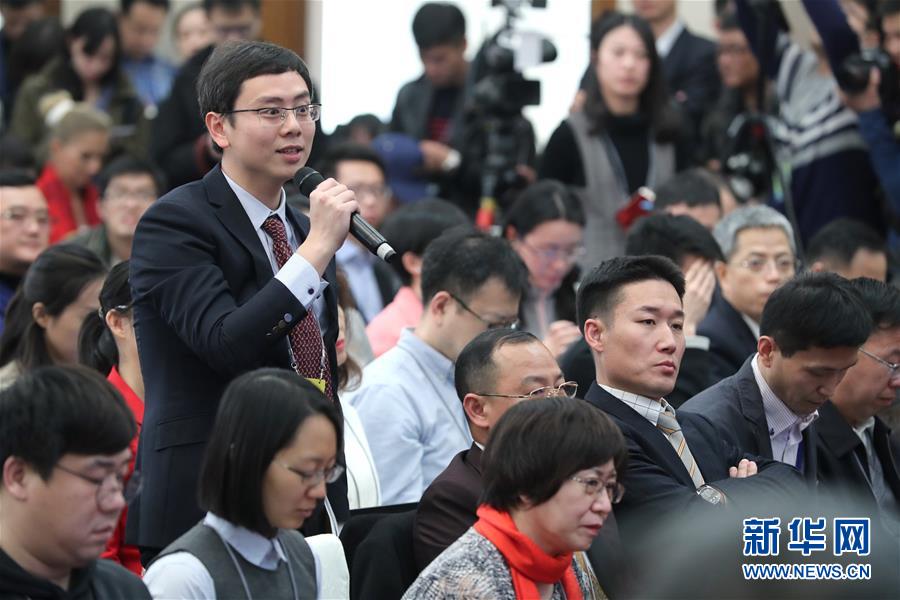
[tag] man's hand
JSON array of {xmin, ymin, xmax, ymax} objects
[
  {"xmin": 840, "ymin": 68, "xmax": 882, "ymax": 113},
  {"xmin": 682, "ymin": 260, "xmax": 716, "ymax": 337},
  {"xmin": 419, "ymin": 140, "xmax": 453, "ymax": 172},
  {"xmin": 543, "ymin": 320, "xmax": 582, "ymax": 358},
  {"xmin": 297, "ymin": 178, "xmax": 358, "ymax": 275},
  {"xmin": 729, "ymin": 458, "xmax": 758, "ymax": 478}
]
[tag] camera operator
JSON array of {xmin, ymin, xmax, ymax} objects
[{"xmin": 834, "ymin": 0, "xmax": 900, "ymax": 226}]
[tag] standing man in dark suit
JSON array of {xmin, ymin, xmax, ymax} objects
[
  {"xmin": 681, "ymin": 272, "xmax": 872, "ymax": 485},
  {"xmin": 129, "ymin": 41, "xmax": 356, "ymax": 558},
  {"xmin": 577, "ymin": 256, "xmax": 803, "ymax": 559},
  {"xmin": 817, "ymin": 278, "xmax": 900, "ymax": 540},
  {"xmin": 700, "ymin": 204, "xmax": 798, "ymax": 382}
]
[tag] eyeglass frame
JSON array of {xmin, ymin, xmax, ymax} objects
[
  {"xmin": 520, "ymin": 239, "xmax": 586, "ymax": 264},
  {"xmin": 98, "ymin": 303, "xmax": 133, "ymax": 320},
  {"xmin": 224, "ymin": 103, "xmax": 322, "ymax": 126},
  {"xmin": 569, "ymin": 475, "xmax": 625, "ymax": 504},
  {"xmin": 859, "ymin": 347, "xmax": 900, "ymax": 381},
  {"xmin": 474, "ymin": 381, "xmax": 579, "ymax": 400},
  {"xmin": 276, "ymin": 462, "xmax": 345, "ymax": 486},
  {"xmin": 54, "ymin": 463, "xmax": 142, "ymax": 507},
  {"xmin": 447, "ymin": 292, "xmax": 520, "ymax": 330},
  {"xmin": 734, "ymin": 255, "xmax": 800, "ymax": 274}
]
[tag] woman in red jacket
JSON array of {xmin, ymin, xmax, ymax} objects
[{"xmin": 77, "ymin": 260, "xmax": 143, "ymax": 575}]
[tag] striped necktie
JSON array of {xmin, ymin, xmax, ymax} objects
[{"xmin": 656, "ymin": 402, "xmax": 705, "ymax": 489}]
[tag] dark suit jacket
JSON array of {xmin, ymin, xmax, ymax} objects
[
  {"xmin": 128, "ymin": 165, "xmax": 347, "ymax": 550},
  {"xmin": 560, "ymin": 338, "xmax": 714, "ymax": 408},
  {"xmin": 680, "ymin": 358, "xmax": 819, "ymax": 485},
  {"xmin": 816, "ymin": 401, "xmax": 900, "ymax": 523},
  {"xmin": 663, "ymin": 27, "xmax": 720, "ymax": 137},
  {"xmin": 584, "ymin": 384, "xmax": 803, "ymax": 551},
  {"xmin": 697, "ymin": 288, "xmax": 758, "ymax": 383}
]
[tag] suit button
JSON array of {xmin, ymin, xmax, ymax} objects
[
  {"xmin": 307, "ymin": 288, "xmax": 314, "ymax": 295},
  {"xmin": 278, "ymin": 319, "xmax": 287, "ymax": 329},
  {"xmin": 284, "ymin": 313, "xmax": 293, "ymax": 323}
]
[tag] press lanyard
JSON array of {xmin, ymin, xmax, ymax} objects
[{"xmin": 214, "ymin": 528, "xmax": 300, "ymax": 600}]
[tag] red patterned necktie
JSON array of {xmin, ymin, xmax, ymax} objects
[{"xmin": 261, "ymin": 215, "xmax": 333, "ymax": 398}]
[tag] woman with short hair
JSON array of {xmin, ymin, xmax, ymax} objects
[
  {"xmin": 403, "ymin": 396, "xmax": 627, "ymax": 600},
  {"xmin": 143, "ymin": 368, "xmax": 343, "ymax": 599}
]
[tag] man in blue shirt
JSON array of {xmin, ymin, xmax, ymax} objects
[{"xmin": 118, "ymin": 0, "xmax": 175, "ymax": 117}]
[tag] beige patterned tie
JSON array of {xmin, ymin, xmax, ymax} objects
[{"xmin": 656, "ymin": 403, "xmax": 705, "ymax": 489}]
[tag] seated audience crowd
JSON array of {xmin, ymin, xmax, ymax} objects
[{"xmin": 2, "ymin": 0, "xmax": 900, "ymax": 598}]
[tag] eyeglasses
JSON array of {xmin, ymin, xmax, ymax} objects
[
  {"xmin": 448, "ymin": 292, "xmax": 519, "ymax": 330},
  {"xmin": 0, "ymin": 208, "xmax": 50, "ymax": 227},
  {"xmin": 98, "ymin": 303, "xmax": 133, "ymax": 319},
  {"xmin": 276, "ymin": 462, "xmax": 345, "ymax": 486},
  {"xmin": 859, "ymin": 348, "xmax": 900, "ymax": 381},
  {"xmin": 104, "ymin": 187, "xmax": 157, "ymax": 204},
  {"xmin": 736, "ymin": 256, "xmax": 798, "ymax": 274},
  {"xmin": 54, "ymin": 464, "xmax": 142, "ymax": 508},
  {"xmin": 476, "ymin": 381, "xmax": 579, "ymax": 400},
  {"xmin": 226, "ymin": 104, "xmax": 321, "ymax": 127},
  {"xmin": 349, "ymin": 184, "xmax": 392, "ymax": 199},
  {"xmin": 521, "ymin": 240, "xmax": 586, "ymax": 264},
  {"xmin": 570, "ymin": 475, "xmax": 625, "ymax": 504}
]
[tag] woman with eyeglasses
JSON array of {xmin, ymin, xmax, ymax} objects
[
  {"xmin": 404, "ymin": 396, "xmax": 626, "ymax": 600},
  {"xmin": 503, "ymin": 180, "xmax": 585, "ymax": 359},
  {"xmin": 77, "ymin": 260, "xmax": 144, "ymax": 575},
  {"xmin": 143, "ymin": 368, "xmax": 342, "ymax": 599}
]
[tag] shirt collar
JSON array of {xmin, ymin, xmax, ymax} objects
[
  {"xmin": 600, "ymin": 384, "xmax": 668, "ymax": 427},
  {"xmin": 742, "ymin": 313, "xmax": 761, "ymax": 340},
  {"xmin": 397, "ymin": 328, "xmax": 455, "ymax": 382},
  {"xmin": 223, "ymin": 171, "xmax": 287, "ymax": 232},
  {"xmin": 752, "ymin": 354, "xmax": 819, "ymax": 438},
  {"xmin": 655, "ymin": 20, "xmax": 685, "ymax": 59},
  {"xmin": 852, "ymin": 417, "xmax": 877, "ymax": 442},
  {"xmin": 204, "ymin": 512, "xmax": 286, "ymax": 570}
]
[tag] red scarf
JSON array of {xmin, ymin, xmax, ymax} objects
[{"xmin": 474, "ymin": 505, "xmax": 583, "ymax": 600}]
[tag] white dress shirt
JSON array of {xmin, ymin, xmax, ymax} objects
[
  {"xmin": 601, "ymin": 384, "xmax": 668, "ymax": 428},
  {"xmin": 741, "ymin": 313, "xmax": 761, "ymax": 340},
  {"xmin": 143, "ymin": 512, "xmax": 322, "ymax": 600},
  {"xmin": 752, "ymin": 354, "xmax": 818, "ymax": 467},
  {"xmin": 655, "ymin": 20, "xmax": 685, "ymax": 59},
  {"xmin": 336, "ymin": 239, "xmax": 383, "ymax": 323}
]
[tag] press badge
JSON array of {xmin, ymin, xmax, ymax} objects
[{"xmin": 306, "ymin": 377, "xmax": 327, "ymax": 394}]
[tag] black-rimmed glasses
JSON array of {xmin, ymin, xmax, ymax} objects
[
  {"xmin": 448, "ymin": 293, "xmax": 519, "ymax": 330},
  {"xmin": 476, "ymin": 381, "xmax": 579, "ymax": 400},
  {"xmin": 225, "ymin": 104, "xmax": 321, "ymax": 126},
  {"xmin": 55, "ymin": 464, "xmax": 142, "ymax": 507}
]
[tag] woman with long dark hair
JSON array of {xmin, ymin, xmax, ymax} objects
[
  {"xmin": 77, "ymin": 260, "xmax": 143, "ymax": 575},
  {"xmin": 0, "ymin": 244, "xmax": 105, "ymax": 389},
  {"xmin": 10, "ymin": 7, "xmax": 148, "ymax": 157},
  {"xmin": 540, "ymin": 11, "xmax": 682, "ymax": 267}
]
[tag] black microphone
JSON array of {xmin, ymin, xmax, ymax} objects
[{"xmin": 294, "ymin": 167, "xmax": 396, "ymax": 262}]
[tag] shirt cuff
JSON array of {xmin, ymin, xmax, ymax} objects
[
  {"xmin": 685, "ymin": 335, "xmax": 710, "ymax": 351},
  {"xmin": 274, "ymin": 253, "xmax": 329, "ymax": 309}
]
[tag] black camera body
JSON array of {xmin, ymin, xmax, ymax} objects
[{"xmin": 837, "ymin": 47, "xmax": 893, "ymax": 93}]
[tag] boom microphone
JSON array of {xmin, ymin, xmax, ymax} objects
[{"xmin": 294, "ymin": 167, "xmax": 396, "ymax": 262}]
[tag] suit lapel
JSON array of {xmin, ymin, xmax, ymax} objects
[
  {"xmin": 205, "ymin": 166, "xmax": 275, "ymax": 292},
  {"xmin": 585, "ymin": 384, "xmax": 694, "ymax": 487},
  {"xmin": 735, "ymin": 360, "xmax": 774, "ymax": 458}
]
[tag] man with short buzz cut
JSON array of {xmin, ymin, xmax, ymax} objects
[
  {"xmin": 579, "ymin": 255, "xmax": 802, "ymax": 559},
  {"xmin": 346, "ymin": 229, "xmax": 527, "ymax": 505},
  {"xmin": 816, "ymin": 278, "xmax": 900, "ymax": 543},
  {"xmin": 806, "ymin": 218, "xmax": 888, "ymax": 283},
  {"xmin": 681, "ymin": 272, "xmax": 873, "ymax": 486},
  {"xmin": 0, "ymin": 365, "xmax": 150, "ymax": 598},
  {"xmin": 118, "ymin": 0, "xmax": 175, "ymax": 112},
  {"xmin": 652, "ymin": 168, "xmax": 723, "ymax": 230},
  {"xmin": 0, "ymin": 169, "xmax": 49, "ymax": 335},
  {"xmin": 700, "ymin": 204, "xmax": 798, "ymax": 382}
]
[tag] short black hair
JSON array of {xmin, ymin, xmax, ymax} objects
[
  {"xmin": 0, "ymin": 0, "xmax": 43, "ymax": 7},
  {"xmin": 202, "ymin": 0, "xmax": 260, "ymax": 13},
  {"xmin": 63, "ymin": 8, "xmax": 121, "ymax": 90},
  {"xmin": 78, "ymin": 261, "xmax": 132, "ymax": 376},
  {"xmin": 197, "ymin": 40, "xmax": 313, "ymax": 117},
  {"xmin": 454, "ymin": 328, "xmax": 540, "ymax": 401},
  {"xmin": 760, "ymin": 272, "xmax": 873, "ymax": 356},
  {"xmin": 501, "ymin": 180, "xmax": 585, "ymax": 236},
  {"xmin": 0, "ymin": 136, "xmax": 36, "ymax": 173},
  {"xmin": 806, "ymin": 218, "xmax": 886, "ymax": 268},
  {"xmin": 576, "ymin": 255, "xmax": 685, "ymax": 333},
  {"xmin": 850, "ymin": 278, "xmax": 900, "ymax": 330},
  {"xmin": 420, "ymin": 229, "xmax": 528, "ymax": 305},
  {"xmin": 412, "ymin": 2, "xmax": 466, "ymax": 49},
  {"xmin": 653, "ymin": 168, "xmax": 722, "ymax": 211},
  {"xmin": 0, "ymin": 365, "xmax": 136, "ymax": 481},
  {"xmin": 626, "ymin": 213, "xmax": 724, "ymax": 266},
  {"xmin": 98, "ymin": 155, "xmax": 166, "ymax": 198},
  {"xmin": 0, "ymin": 168, "xmax": 36, "ymax": 188},
  {"xmin": 379, "ymin": 199, "xmax": 471, "ymax": 285},
  {"xmin": 120, "ymin": 0, "xmax": 170, "ymax": 14},
  {"xmin": 481, "ymin": 397, "xmax": 627, "ymax": 511},
  {"xmin": 881, "ymin": 0, "xmax": 900, "ymax": 18},
  {"xmin": 318, "ymin": 142, "xmax": 386, "ymax": 181},
  {"xmin": 0, "ymin": 245, "xmax": 106, "ymax": 372},
  {"xmin": 198, "ymin": 368, "xmax": 343, "ymax": 537}
]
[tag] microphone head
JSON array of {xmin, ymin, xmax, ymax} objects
[{"xmin": 293, "ymin": 167, "xmax": 325, "ymax": 197}]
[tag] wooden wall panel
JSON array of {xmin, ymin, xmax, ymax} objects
[{"xmin": 260, "ymin": 0, "xmax": 305, "ymax": 57}]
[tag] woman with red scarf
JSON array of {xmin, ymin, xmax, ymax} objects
[{"xmin": 403, "ymin": 397, "xmax": 626, "ymax": 600}]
